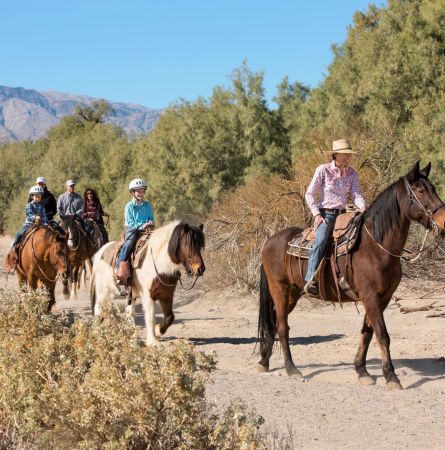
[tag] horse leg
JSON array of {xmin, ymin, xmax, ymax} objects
[
  {"xmin": 141, "ymin": 291, "xmax": 158, "ymax": 345},
  {"xmin": 47, "ymin": 282, "xmax": 56, "ymax": 312},
  {"xmin": 364, "ymin": 298, "xmax": 402, "ymax": 390},
  {"xmin": 354, "ymin": 315, "xmax": 376, "ymax": 385},
  {"xmin": 156, "ymin": 296, "xmax": 175, "ymax": 337},
  {"xmin": 270, "ymin": 279, "xmax": 303, "ymax": 378},
  {"xmin": 70, "ymin": 265, "xmax": 79, "ymax": 300},
  {"xmin": 125, "ymin": 288, "xmax": 136, "ymax": 317},
  {"xmin": 288, "ymin": 284, "xmax": 303, "ymax": 314}
]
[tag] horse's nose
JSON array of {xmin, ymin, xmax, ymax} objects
[{"xmin": 197, "ymin": 264, "xmax": 205, "ymax": 276}]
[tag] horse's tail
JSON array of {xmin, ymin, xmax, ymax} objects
[{"xmin": 257, "ymin": 264, "xmax": 276, "ymax": 358}]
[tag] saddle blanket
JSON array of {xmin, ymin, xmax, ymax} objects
[{"xmin": 287, "ymin": 212, "xmax": 361, "ymax": 259}]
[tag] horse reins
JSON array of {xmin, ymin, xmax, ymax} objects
[
  {"xmin": 150, "ymin": 248, "xmax": 200, "ymax": 290},
  {"xmin": 30, "ymin": 231, "xmax": 61, "ymax": 282},
  {"xmin": 364, "ymin": 177, "xmax": 443, "ymax": 262}
]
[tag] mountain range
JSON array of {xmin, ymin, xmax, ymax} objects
[{"xmin": 0, "ymin": 86, "xmax": 162, "ymax": 143}]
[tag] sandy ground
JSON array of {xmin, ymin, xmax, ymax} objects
[{"xmin": 1, "ymin": 235, "xmax": 445, "ymax": 449}]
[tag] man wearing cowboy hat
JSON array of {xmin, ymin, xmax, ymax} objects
[{"xmin": 304, "ymin": 139, "xmax": 366, "ymax": 296}]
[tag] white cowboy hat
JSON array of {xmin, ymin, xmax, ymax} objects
[
  {"xmin": 36, "ymin": 176, "xmax": 47, "ymax": 184},
  {"xmin": 332, "ymin": 139, "xmax": 356, "ymax": 154}
]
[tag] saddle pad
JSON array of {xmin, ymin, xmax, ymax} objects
[
  {"xmin": 101, "ymin": 234, "xmax": 150, "ymax": 269},
  {"xmin": 287, "ymin": 212, "xmax": 361, "ymax": 259},
  {"xmin": 101, "ymin": 241, "xmax": 122, "ymax": 266}
]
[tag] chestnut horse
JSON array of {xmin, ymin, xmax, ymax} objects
[
  {"xmin": 61, "ymin": 216, "xmax": 98, "ymax": 299},
  {"xmin": 91, "ymin": 221, "xmax": 205, "ymax": 344},
  {"xmin": 13, "ymin": 227, "xmax": 69, "ymax": 310},
  {"xmin": 258, "ymin": 162, "xmax": 445, "ymax": 389}
]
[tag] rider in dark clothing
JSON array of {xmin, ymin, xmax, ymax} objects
[
  {"xmin": 82, "ymin": 188, "xmax": 109, "ymax": 245},
  {"xmin": 29, "ymin": 177, "xmax": 65, "ymax": 234}
]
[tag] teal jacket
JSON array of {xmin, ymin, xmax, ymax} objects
[{"xmin": 124, "ymin": 199, "xmax": 155, "ymax": 230}]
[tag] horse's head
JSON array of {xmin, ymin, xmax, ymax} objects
[
  {"xmin": 404, "ymin": 161, "xmax": 445, "ymax": 234},
  {"xmin": 46, "ymin": 228, "xmax": 70, "ymax": 281},
  {"xmin": 168, "ymin": 222, "xmax": 205, "ymax": 277},
  {"xmin": 61, "ymin": 215, "xmax": 78, "ymax": 250}
]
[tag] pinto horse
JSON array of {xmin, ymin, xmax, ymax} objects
[
  {"xmin": 10, "ymin": 227, "xmax": 69, "ymax": 310},
  {"xmin": 258, "ymin": 162, "xmax": 445, "ymax": 389},
  {"xmin": 61, "ymin": 216, "xmax": 98, "ymax": 299},
  {"xmin": 91, "ymin": 221, "xmax": 205, "ymax": 344}
]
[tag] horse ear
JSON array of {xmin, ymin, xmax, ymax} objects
[
  {"xmin": 406, "ymin": 161, "xmax": 420, "ymax": 182},
  {"xmin": 199, "ymin": 224, "xmax": 204, "ymax": 231},
  {"xmin": 183, "ymin": 223, "xmax": 189, "ymax": 232},
  {"xmin": 420, "ymin": 162, "xmax": 431, "ymax": 178}
]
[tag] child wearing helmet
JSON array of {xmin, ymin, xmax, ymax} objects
[
  {"xmin": 116, "ymin": 178, "xmax": 154, "ymax": 284},
  {"xmin": 11, "ymin": 186, "xmax": 49, "ymax": 250}
]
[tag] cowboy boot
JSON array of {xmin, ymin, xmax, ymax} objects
[{"xmin": 116, "ymin": 261, "xmax": 131, "ymax": 286}]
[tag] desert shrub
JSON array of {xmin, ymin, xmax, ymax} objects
[
  {"xmin": 205, "ymin": 174, "xmax": 309, "ymax": 292},
  {"xmin": 0, "ymin": 289, "xmax": 265, "ymax": 449}
]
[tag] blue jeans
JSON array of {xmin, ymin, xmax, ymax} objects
[
  {"xmin": 12, "ymin": 224, "xmax": 31, "ymax": 248},
  {"xmin": 305, "ymin": 212, "xmax": 337, "ymax": 282},
  {"xmin": 116, "ymin": 228, "xmax": 141, "ymax": 265}
]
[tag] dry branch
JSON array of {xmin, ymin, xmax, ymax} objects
[{"xmin": 399, "ymin": 302, "xmax": 437, "ymax": 314}]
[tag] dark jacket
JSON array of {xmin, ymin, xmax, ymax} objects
[{"xmin": 27, "ymin": 187, "xmax": 57, "ymax": 221}]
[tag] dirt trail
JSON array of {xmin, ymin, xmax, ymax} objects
[{"xmin": 1, "ymin": 235, "xmax": 444, "ymax": 449}]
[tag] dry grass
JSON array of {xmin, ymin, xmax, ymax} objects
[{"xmin": 0, "ymin": 288, "xmax": 266, "ymax": 449}]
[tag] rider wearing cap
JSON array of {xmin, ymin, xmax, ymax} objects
[
  {"xmin": 11, "ymin": 186, "xmax": 49, "ymax": 251},
  {"xmin": 304, "ymin": 139, "xmax": 366, "ymax": 297},
  {"xmin": 116, "ymin": 178, "xmax": 154, "ymax": 281},
  {"xmin": 57, "ymin": 179, "xmax": 84, "ymax": 221}
]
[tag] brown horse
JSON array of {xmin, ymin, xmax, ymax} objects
[
  {"xmin": 9, "ymin": 227, "xmax": 69, "ymax": 310},
  {"xmin": 61, "ymin": 216, "xmax": 98, "ymax": 299},
  {"xmin": 257, "ymin": 162, "xmax": 445, "ymax": 389}
]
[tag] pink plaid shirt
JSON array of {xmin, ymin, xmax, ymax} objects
[{"xmin": 305, "ymin": 161, "xmax": 366, "ymax": 216}]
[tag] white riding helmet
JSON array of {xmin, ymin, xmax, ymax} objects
[
  {"xmin": 36, "ymin": 176, "xmax": 47, "ymax": 184},
  {"xmin": 29, "ymin": 185, "xmax": 44, "ymax": 195},
  {"xmin": 129, "ymin": 178, "xmax": 148, "ymax": 191},
  {"xmin": 66, "ymin": 179, "xmax": 76, "ymax": 186}
]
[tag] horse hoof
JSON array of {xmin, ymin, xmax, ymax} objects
[
  {"xmin": 358, "ymin": 375, "xmax": 376, "ymax": 386},
  {"xmin": 287, "ymin": 367, "xmax": 304, "ymax": 380},
  {"xmin": 256, "ymin": 364, "xmax": 269, "ymax": 373},
  {"xmin": 155, "ymin": 324, "xmax": 162, "ymax": 338},
  {"xmin": 386, "ymin": 380, "xmax": 403, "ymax": 390}
]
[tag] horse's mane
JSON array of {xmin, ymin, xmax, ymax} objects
[
  {"xmin": 148, "ymin": 220, "xmax": 205, "ymax": 261},
  {"xmin": 363, "ymin": 179, "xmax": 401, "ymax": 243},
  {"xmin": 168, "ymin": 221, "xmax": 205, "ymax": 262},
  {"xmin": 43, "ymin": 226, "xmax": 64, "ymax": 241}
]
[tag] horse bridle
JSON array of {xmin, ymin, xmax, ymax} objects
[
  {"xmin": 31, "ymin": 229, "xmax": 67, "ymax": 283},
  {"xmin": 150, "ymin": 248, "xmax": 200, "ymax": 290},
  {"xmin": 364, "ymin": 177, "xmax": 444, "ymax": 261},
  {"xmin": 403, "ymin": 177, "xmax": 444, "ymax": 236}
]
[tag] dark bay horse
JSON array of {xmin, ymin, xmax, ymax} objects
[
  {"xmin": 258, "ymin": 162, "xmax": 445, "ymax": 389},
  {"xmin": 61, "ymin": 216, "xmax": 98, "ymax": 299},
  {"xmin": 11, "ymin": 227, "xmax": 69, "ymax": 310},
  {"xmin": 91, "ymin": 221, "xmax": 205, "ymax": 345}
]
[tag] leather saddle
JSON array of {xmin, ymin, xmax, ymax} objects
[
  {"xmin": 101, "ymin": 228, "xmax": 153, "ymax": 285},
  {"xmin": 287, "ymin": 212, "xmax": 361, "ymax": 259}
]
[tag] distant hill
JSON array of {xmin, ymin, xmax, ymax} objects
[{"xmin": 0, "ymin": 86, "xmax": 162, "ymax": 143}]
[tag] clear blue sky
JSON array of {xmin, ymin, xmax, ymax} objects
[{"xmin": 2, "ymin": 0, "xmax": 382, "ymax": 109}]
